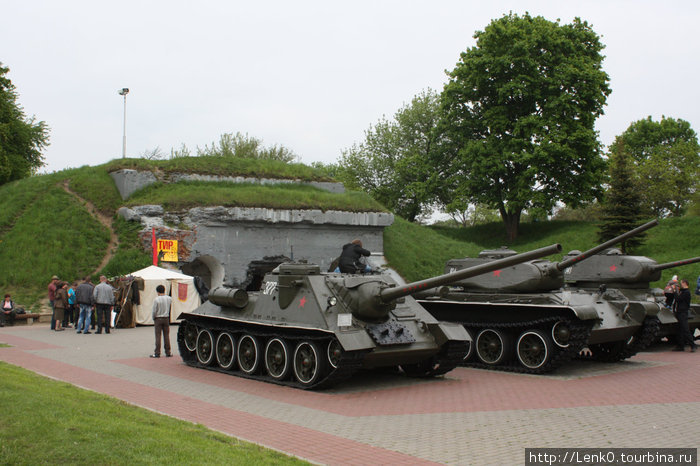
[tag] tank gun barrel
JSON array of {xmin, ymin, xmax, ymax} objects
[
  {"xmin": 651, "ymin": 256, "xmax": 700, "ymax": 273},
  {"xmin": 556, "ymin": 219, "xmax": 658, "ymax": 271},
  {"xmin": 379, "ymin": 243, "xmax": 563, "ymax": 303}
]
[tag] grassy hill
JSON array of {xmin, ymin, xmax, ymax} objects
[{"xmin": 1, "ymin": 157, "xmax": 698, "ymax": 308}]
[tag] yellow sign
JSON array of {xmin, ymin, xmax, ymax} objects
[{"xmin": 157, "ymin": 239, "xmax": 178, "ymax": 262}]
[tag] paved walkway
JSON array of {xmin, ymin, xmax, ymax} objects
[{"xmin": 1, "ymin": 324, "xmax": 698, "ymax": 465}]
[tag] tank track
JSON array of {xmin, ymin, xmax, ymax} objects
[
  {"xmin": 177, "ymin": 318, "xmax": 367, "ymax": 390},
  {"xmin": 402, "ymin": 339, "xmax": 469, "ymax": 377},
  {"xmin": 580, "ymin": 316, "xmax": 661, "ymax": 363},
  {"xmin": 460, "ymin": 317, "xmax": 592, "ymax": 374}
]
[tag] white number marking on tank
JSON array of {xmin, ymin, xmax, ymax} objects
[{"xmin": 262, "ymin": 281, "xmax": 278, "ymax": 295}]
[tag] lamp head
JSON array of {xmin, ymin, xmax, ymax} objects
[{"xmin": 118, "ymin": 88, "xmax": 129, "ymax": 96}]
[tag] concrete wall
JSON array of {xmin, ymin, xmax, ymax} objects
[
  {"xmin": 110, "ymin": 169, "xmax": 345, "ymax": 200},
  {"xmin": 121, "ymin": 206, "xmax": 393, "ymax": 288}
]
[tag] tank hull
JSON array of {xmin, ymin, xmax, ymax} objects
[
  {"xmin": 418, "ymin": 286, "xmax": 660, "ymax": 373},
  {"xmin": 177, "ymin": 271, "xmax": 470, "ymax": 389}
]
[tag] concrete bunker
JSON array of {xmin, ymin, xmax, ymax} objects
[{"xmin": 181, "ymin": 255, "xmax": 225, "ymax": 295}]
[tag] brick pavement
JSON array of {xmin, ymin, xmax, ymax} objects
[{"xmin": 1, "ymin": 324, "xmax": 698, "ymax": 465}]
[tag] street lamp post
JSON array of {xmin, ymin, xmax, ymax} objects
[{"xmin": 118, "ymin": 88, "xmax": 129, "ymax": 158}]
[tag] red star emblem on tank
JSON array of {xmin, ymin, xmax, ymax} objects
[
  {"xmin": 609, "ymin": 265, "xmax": 617, "ymax": 272},
  {"xmin": 299, "ymin": 296, "xmax": 307, "ymax": 307},
  {"xmin": 493, "ymin": 270, "xmax": 502, "ymax": 277}
]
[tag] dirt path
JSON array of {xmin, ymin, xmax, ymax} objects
[{"xmin": 61, "ymin": 181, "xmax": 119, "ymax": 276}]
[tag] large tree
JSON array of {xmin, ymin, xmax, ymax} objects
[
  {"xmin": 608, "ymin": 116, "xmax": 699, "ymax": 217},
  {"xmin": 0, "ymin": 63, "xmax": 49, "ymax": 184},
  {"xmin": 438, "ymin": 13, "xmax": 610, "ymax": 241},
  {"xmin": 338, "ymin": 89, "xmax": 440, "ymax": 222}
]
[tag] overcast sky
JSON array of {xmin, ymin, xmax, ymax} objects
[{"xmin": 3, "ymin": 1, "xmax": 699, "ymax": 174}]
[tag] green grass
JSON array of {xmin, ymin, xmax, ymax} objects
[
  {"xmin": 0, "ymin": 176, "xmax": 55, "ymax": 230},
  {"xmin": 0, "ymin": 185, "xmax": 110, "ymax": 307},
  {"xmin": 105, "ymin": 156, "xmax": 332, "ymax": 182},
  {"xmin": 126, "ymin": 181, "xmax": 387, "ymax": 212},
  {"xmin": 65, "ymin": 165, "xmax": 124, "ymax": 213},
  {"xmin": 0, "ymin": 361, "xmax": 307, "ymax": 465},
  {"xmin": 100, "ymin": 217, "xmax": 153, "ymax": 278}
]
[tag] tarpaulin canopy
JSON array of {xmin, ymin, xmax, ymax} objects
[{"xmin": 129, "ymin": 265, "xmax": 201, "ymax": 324}]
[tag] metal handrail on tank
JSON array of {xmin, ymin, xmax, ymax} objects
[
  {"xmin": 379, "ymin": 243, "xmax": 563, "ymax": 303},
  {"xmin": 556, "ymin": 219, "xmax": 658, "ymax": 271}
]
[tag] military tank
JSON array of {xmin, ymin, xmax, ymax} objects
[
  {"xmin": 416, "ymin": 221, "xmax": 660, "ymax": 373},
  {"xmin": 564, "ymin": 252, "xmax": 700, "ymax": 345},
  {"xmin": 176, "ymin": 244, "xmax": 562, "ymax": 389}
]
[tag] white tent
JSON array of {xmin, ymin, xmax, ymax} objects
[{"xmin": 130, "ymin": 265, "xmax": 201, "ymax": 325}]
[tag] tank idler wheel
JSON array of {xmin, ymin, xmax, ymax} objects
[
  {"xmin": 265, "ymin": 338, "xmax": 291, "ymax": 380},
  {"xmin": 516, "ymin": 329, "xmax": 553, "ymax": 370},
  {"xmin": 215, "ymin": 332, "xmax": 236, "ymax": 370},
  {"xmin": 327, "ymin": 340, "xmax": 343, "ymax": 369},
  {"xmin": 551, "ymin": 321, "xmax": 571, "ymax": 348},
  {"xmin": 293, "ymin": 341, "xmax": 326, "ymax": 387},
  {"xmin": 237, "ymin": 334, "xmax": 262, "ymax": 374},
  {"xmin": 183, "ymin": 322, "xmax": 198, "ymax": 352},
  {"xmin": 196, "ymin": 329, "xmax": 216, "ymax": 366},
  {"xmin": 475, "ymin": 329, "xmax": 511, "ymax": 365}
]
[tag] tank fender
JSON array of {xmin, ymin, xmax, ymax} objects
[
  {"xmin": 637, "ymin": 301, "xmax": 661, "ymax": 317},
  {"xmin": 335, "ymin": 330, "xmax": 377, "ymax": 351},
  {"xmin": 561, "ymin": 304, "xmax": 599, "ymax": 321},
  {"xmin": 426, "ymin": 321, "xmax": 471, "ymax": 347}
]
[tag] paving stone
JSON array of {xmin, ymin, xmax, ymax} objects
[{"xmin": 1, "ymin": 324, "xmax": 698, "ymax": 465}]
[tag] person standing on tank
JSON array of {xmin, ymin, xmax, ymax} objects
[
  {"xmin": 150, "ymin": 285, "xmax": 172, "ymax": 358},
  {"xmin": 92, "ymin": 275, "xmax": 114, "ymax": 334},
  {"xmin": 672, "ymin": 279, "xmax": 697, "ymax": 352},
  {"xmin": 338, "ymin": 239, "xmax": 371, "ymax": 274}
]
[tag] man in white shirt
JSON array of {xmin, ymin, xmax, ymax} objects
[{"xmin": 150, "ymin": 285, "xmax": 173, "ymax": 358}]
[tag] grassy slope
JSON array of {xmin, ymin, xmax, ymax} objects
[{"xmin": 1, "ymin": 158, "xmax": 698, "ymax": 307}]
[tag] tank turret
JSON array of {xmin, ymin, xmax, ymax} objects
[
  {"xmin": 177, "ymin": 244, "xmax": 561, "ymax": 389},
  {"xmin": 444, "ymin": 220, "xmax": 658, "ymax": 293},
  {"xmin": 564, "ymin": 251, "xmax": 700, "ymax": 288},
  {"xmin": 414, "ymin": 221, "xmax": 669, "ymax": 373}
]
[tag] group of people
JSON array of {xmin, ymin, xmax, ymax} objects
[
  {"xmin": 47, "ymin": 275, "xmax": 116, "ymax": 334},
  {"xmin": 46, "ymin": 274, "xmax": 173, "ymax": 358},
  {"xmin": 664, "ymin": 275, "xmax": 698, "ymax": 353}
]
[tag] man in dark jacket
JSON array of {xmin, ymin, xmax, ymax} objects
[
  {"xmin": 75, "ymin": 277, "xmax": 95, "ymax": 334},
  {"xmin": 338, "ymin": 239, "xmax": 371, "ymax": 274},
  {"xmin": 673, "ymin": 279, "xmax": 697, "ymax": 352}
]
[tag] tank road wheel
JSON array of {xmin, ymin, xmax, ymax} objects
[
  {"xmin": 215, "ymin": 332, "xmax": 236, "ymax": 370},
  {"xmin": 516, "ymin": 330, "xmax": 553, "ymax": 370},
  {"xmin": 265, "ymin": 338, "xmax": 291, "ymax": 380},
  {"xmin": 237, "ymin": 335, "xmax": 262, "ymax": 374},
  {"xmin": 183, "ymin": 322, "xmax": 198, "ymax": 352},
  {"xmin": 327, "ymin": 340, "xmax": 343, "ymax": 369},
  {"xmin": 475, "ymin": 329, "xmax": 511, "ymax": 365},
  {"xmin": 196, "ymin": 329, "xmax": 216, "ymax": 366},
  {"xmin": 293, "ymin": 341, "xmax": 326, "ymax": 387},
  {"xmin": 551, "ymin": 321, "xmax": 571, "ymax": 348}
]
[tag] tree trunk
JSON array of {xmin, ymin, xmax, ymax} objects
[{"xmin": 499, "ymin": 207, "xmax": 522, "ymax": 243}]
